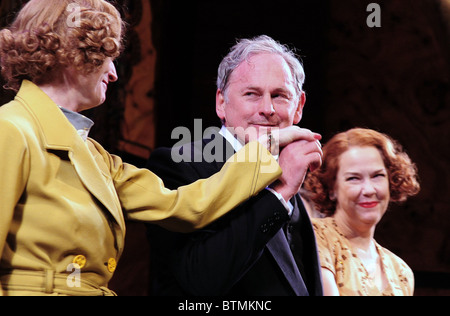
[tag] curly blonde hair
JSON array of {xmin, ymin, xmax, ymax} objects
[
  {"xmin": 304, "ymin": 128, "xmax": 420, "ymax": 216},
  {"xmin": 0, "ymin": 0, "xmax": 125, "ymax": 91}
]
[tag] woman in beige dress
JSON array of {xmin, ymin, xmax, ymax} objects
[{"xmin": 305, "ymin": 128, "xmax": 420, "ymax": 296}]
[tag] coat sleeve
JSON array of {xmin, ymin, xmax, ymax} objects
[
  {"xmin": 102, "ymin": 141, "xmax": 281, "ymax": 233},
  {"xmin": 146, "ymin": 146, "xmax": 290, "ymax": 295},
  {"xmin": 0, "ymin": 121, "xmax": 30, "ymax": 294}
]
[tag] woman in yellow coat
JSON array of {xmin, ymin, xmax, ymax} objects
[{"xmin": 0, "ymin": 0, "xmax": 320, "ymax": 295}]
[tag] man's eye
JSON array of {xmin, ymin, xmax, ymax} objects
[
  {"xmin": 273, "ymin": 94, "xmax": 291, "ymax": 102},
  {"xmin": 244, "ymin": 92, "xmax": 259, "ymax": 98}
]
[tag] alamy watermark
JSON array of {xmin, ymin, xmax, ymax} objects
[
  {"xmin": 66, "ymin": 263, "xmax": 81, "ymax": 288},
  {"xmin": 66, "ymin": 3, "xmax": 81, "ymax": 28},
  {"xmin": 65, "ymin": 3, "xmax": 381, "ymax": 30},
  {"xmin": 65, "ymin": 2, "xmax": 381, "ymax": 29},
  {"xmin": 171, "ymin": 119, "xmax": 279, "ymax": 174},
  {"xmin": 367, "ymin": 3, "xmax": 381, "ymax": 28}
]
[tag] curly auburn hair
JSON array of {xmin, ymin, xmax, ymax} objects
[
  {"xmin": 304, "ymin": 128, "xmax": 420, "ymax": 216},
  {"xmin": 0, "ymin": 0, "xmax": 125, "ymax": 91}
]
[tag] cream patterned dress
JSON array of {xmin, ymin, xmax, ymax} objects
[{"xmin": 312, "ymin": 217, "xmax": 414, "ymax": 296}]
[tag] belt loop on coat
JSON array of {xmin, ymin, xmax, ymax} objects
[{"xmin": 44, "ymin": 270, "xmax": 55, "ymax": 294}]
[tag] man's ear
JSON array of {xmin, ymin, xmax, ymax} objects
[
  {"xmin": 293, "ymin": 91, "xmax": 306, "ymax": 124},
  {"xmin": 216, "ymin": 89, "xmax": 226, "ymax": 122}
]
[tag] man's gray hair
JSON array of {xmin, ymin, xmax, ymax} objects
[{"xmin": 217, "ymin": 35, "xmax": 305, "ymax": 100}]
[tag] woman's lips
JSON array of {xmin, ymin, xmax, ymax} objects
[{"xmin": 358, "ymin": 202, "xmax": 379, "ymax": 208}]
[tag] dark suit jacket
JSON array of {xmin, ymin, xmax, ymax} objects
[{"xmin": 146, "ymin": 132, "xmax": 323, "ymax": 296}]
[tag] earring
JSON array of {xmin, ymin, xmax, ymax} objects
[{"xmin": 329, "ymin": 192, "xmax": 336, "ymax": 201}]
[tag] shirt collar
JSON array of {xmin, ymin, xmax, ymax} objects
[
  {"xmin": 59, "ymin": 107, "xmax": 94, "ymax": 142},
  {"xmin": 219, "ymin": 125, "xmax": 244, "ymax": 152},
  {"xmin": 220, "ymin": 125, "xmax": 289, "ymax": 214},
  {"xmin": 219, "ymin": 125, "xmax": 278, "ymax": 160}
]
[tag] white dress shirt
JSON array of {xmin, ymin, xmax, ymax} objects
[{"xmin": 219, "ymin": 125, "xmax": 293, "ymax": 216}]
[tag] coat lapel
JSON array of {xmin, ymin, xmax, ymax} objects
[
  {"xmin": 71, "ymin": 140, "xmax": 126, "ymax": 233},
  {"xmin": 17, "ymin": 80, "xmax": 126, "ymax": 234}
]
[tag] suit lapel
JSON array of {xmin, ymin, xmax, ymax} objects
[
  {"xmin": 210, "ymin": 130, "xmax": 310, "ymax": 295},
  {"xmin": 266, "ymin": 229, "xmax": 309, "ymax": 296},
  {"xmin": 202, "ymin": 132, "xmax": 235, "ymax": 169}
]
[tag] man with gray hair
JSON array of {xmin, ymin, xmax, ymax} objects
[{"xmin": 146, "ymin": 35, "xmax": 323, "ymax": 296}]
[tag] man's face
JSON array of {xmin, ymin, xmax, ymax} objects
[{"xmin": 216, "ymin": 53, "xmax": 305, "ymax": 144}]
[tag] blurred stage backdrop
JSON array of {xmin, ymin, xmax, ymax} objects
[{"xmin": 1, "ymin": 0, "xmax": 449, "ymax": 296}]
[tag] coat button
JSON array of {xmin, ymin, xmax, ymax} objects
[
  {"xmin": 73, "ymin": 255, "xmax": 87, "ymax": 269},
  {"xmin": 107, "ymin": 258, "xmax": 117, "ymax": 273}
]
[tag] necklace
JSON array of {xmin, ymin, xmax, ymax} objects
[
  {"xmin": 354, "ymin": 243, "xmax": 379, "ymax": 279},
  {"xmin": 330, "ymin": 217, "xmax": 389, "ymax": 293}
]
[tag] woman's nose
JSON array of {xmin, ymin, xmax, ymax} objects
[
  {"xmin": 108, "ymin": 60, "xmax": 118, "ymax": 82},
  {"xmin": 361, "ymin": 180, "xmax": 377, "ymax": 196}
]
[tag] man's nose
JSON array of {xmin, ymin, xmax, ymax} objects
[{"xmin": 259, "ymin": 94, "xmax": 275, "ymax": 117}]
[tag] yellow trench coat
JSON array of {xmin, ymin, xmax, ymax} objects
[{"xmin": 0, "ymin": 80, "xmax": 281, "ymax": 295}]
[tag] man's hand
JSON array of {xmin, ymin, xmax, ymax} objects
[
  {"xmin": 277, "ymin": 126, "xmax": 322, "ymax": 149},
  {"xmin": 269, "ymin": 129, "xmax": 323, "ymax": 202},
  {"xmin": 258, "ymin": 126, "xmax": 321, "ymax": 155}
]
